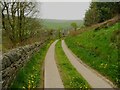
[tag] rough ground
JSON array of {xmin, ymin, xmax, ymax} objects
[{"xmin": 44, "ymin": 40, "xmax": 64, "ymax": 88}]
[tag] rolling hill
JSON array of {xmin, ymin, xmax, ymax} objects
[{"xmin": 41, "ymin": 19, "xmax": 83, "ymax": 30}]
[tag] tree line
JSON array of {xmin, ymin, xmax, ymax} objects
[
  {"xmin": 0, "ymin": 0, "xmax": 44, "ymax": 46},
  {"xmin": 84, "ymin": 2, "xmax": 120, "ymax": 26}
]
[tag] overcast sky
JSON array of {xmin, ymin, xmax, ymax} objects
[{"xmin": 39, "ymin": 2, "xmax": 91, "ymax": 20}]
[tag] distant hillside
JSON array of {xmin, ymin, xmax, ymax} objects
[{"xmin": 41, "ymin": 19, "xmax": 83, "ymax": 29}]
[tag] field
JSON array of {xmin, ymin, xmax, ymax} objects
[
  {"xmin": 42, "ymin": 19, "xmax": 83, "ymax": 29},
  {"xmin": 55, "ymin": 40, "xmax": 90, "ymax": 88},
  {"xmin": 65, "ymin": 22, "xmax": 120, "ymax": 87}
]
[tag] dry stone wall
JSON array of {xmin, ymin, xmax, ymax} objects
[{"xmin": 0, "ymin": 39, "xmax": 48, "ymax": 89}]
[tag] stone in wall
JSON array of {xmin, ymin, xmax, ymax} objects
[{"xmin": 1, "ymin": 39, "xmax": 48, "ymax": 90}]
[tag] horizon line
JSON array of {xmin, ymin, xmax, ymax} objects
[{"xmin": 40, "ymin": 18, "xmax": 84, "ymax": 20}]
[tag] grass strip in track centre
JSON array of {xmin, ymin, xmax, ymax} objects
[
  {"xmin": 10, "ymin": 40, "xmax": 52, "ymax": 89},
  {"xmin": 55, "ymin": 40, "xmax": 90, "ymax": 89}
]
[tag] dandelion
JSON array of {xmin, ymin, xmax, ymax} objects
[
  {"xmin": 31, "ymin": 81, "xmax": 34, "ymax": 83},
  {"xmin": 80, "ymin": 86, "xmax": 82, "ymax": 88},
  {"xmin": 28, "ymin": 80, "xmax": 30, "ymax": 84},
  {"xmin": 104, "ymin": 64, "xmax": 107, "ymax": 68},
  {"xmin": 22, "ymin": 86, "xmax": 25, "ymax": 89},
  {"xmin": 105, "ymin": 63, "xmax": 107, "ymax": 66},
  {"xmin": 101, "ymin": 63, "xmax": 103, "ymax": 66},
  {"xmin": 31, "ymin": 75, "xmax": 33, "ymax": 78},
  {"xmin": 28, "ymin": 84, "xmax": 31, "ymax": 89}
]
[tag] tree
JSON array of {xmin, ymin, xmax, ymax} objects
[
  {"xmin": 71, "ymin": 22, "xmax": 77, "ymax": 31},
  {"xmin": 84, "ymin": 4, "xmax": 100, "ymax": 26},
  {"xmin": 84, "ymin": 2, "xmax": 120, "ymax": 26},
  {"xmin": 0, "ymin": 0, "xmax": 40, "ymax": 44}
]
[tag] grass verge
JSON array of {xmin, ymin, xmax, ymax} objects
[
  {"xmin": 10, "ymin": 40, "xmax": 52, "ymax": 89},
  {"xmin": 55, "ymin": 40, "xmax": 90, "ymax": 88},
  {"xmin": 65, "ymin": 22, "xmax": 120, "ymax": 87}
]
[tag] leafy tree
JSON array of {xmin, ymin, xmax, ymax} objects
[
  {"xmin": 84, "ymin": 2, "xmax": 120, "ymax": 26},
  {"xmin": 0, "ymin": 1, "xmax": 40, "ymax": 44},
  {"xmin": 71, "ymin": 22, "xmax": 78, "ymax": 31},
  {"xmin": 84, "ymin": 4, "xmax": 100, "ymax": 26}
]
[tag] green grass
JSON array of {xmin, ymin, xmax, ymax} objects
[
  {"xmin": 42, "ymin": 19, "xmax": 83, "ymax": 29},
  {"xmin": 55, "ymin": 40, "xmax": 90, "ymax": 88},
  {"xmin": 65, "ymin": 22, "xmax": 120, "ymax": 87},
  {"xmin": 10, "ymin": 41, "xmax": 52, "ymax": 89}
]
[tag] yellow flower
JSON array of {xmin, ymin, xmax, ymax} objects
[
  {"xmin": 22, "ymin": 86, "xmax": 25, "ymax": 89},
  {"xmin": 104, "ymin": 64, "xmax": 107, "ymax": 68},
  {"xmin": 31, "ymin": 75, "xmax": 33, "ymax": 78},
  {"xmin": 28, "ymin": 84, "xmax": 31, "ymax": 89},
  {"xmin": 101, "ymin": 63, "xmax": 103, "ymax": 66},
  {"xmin": 28, "ymin": 80, "xmax": 30, "ymax": 84}
]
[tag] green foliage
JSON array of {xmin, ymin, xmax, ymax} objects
[
  {"xmin": 84, "ymin": 4, "xmax": 100, "ymax": 26},
  {"xmin": 84, "ymin": 2, "xmax": 120, "ymax": 26},
  {"xmin": 42, "ymin": 19, "xmax": 83, "ymax": 29},
  {"xmin": 2, "ymin": 17, "xmax": 42, "ymax": 43},
  {"xmin": 111, "ymin": 30, "xmax": 120, "ymax": 87},
  {"xmin": 10, "ymin": 41, "xmax": 51, "ymax": 89},
  {"xmin": 71, "ymin": 22, "xmax": 78, "ymax": 31},
  {"xmin": 65, "ymin": 22, "xmax": 120, "ymax": 87},
  {"xmin": 55, "ymin": 40, "xmax": 90, "ymax": 88},
  {"xmin": 2, "ymin": 18, "xmax": 50, "ymax": 52}
]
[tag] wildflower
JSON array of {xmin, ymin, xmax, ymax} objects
[
  {"xmin": 101, "ymin": 63, "xmax": 103, "ymax": 66},
  {"xmin": 28, "ymin": 84, "xmax": 31, "ymax": 89},
  {"xmin": 80, "ymin": 86, "xmax": 82, "ymax": 88},
  {"xmin": 22, "ymin": 86, "xmax": 25, "ymax": 89},
  {"xmin": 28, "ymin": 80, "xmax": 30, "ymax": 84},
  {"xmin": 104, "ymin": 64, "xmax": 107, "ymax": 68},
  {"xmin": 31, "ymin": 75, "xmax": 33, "ymax": 78}
]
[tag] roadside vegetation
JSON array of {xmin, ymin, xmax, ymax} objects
[
  {"xmin": 1, "ymin": 1, "xmax": 53, "ymax": 53},
  {"xmin": 64, "ymin": 1, "xmax": 120, "ymax": 87},
  {"xmin": 65, "ymin": 22, "xmax": 120, "ymax": 87},
  {"xmin": 84, "ymin": 2, "xmax": 120, "ymax": 26},
  {"xmin": 1, "ymin": 0, "xmax": 120, "ymax": 88},
  {"xmin": 10, "ymin": 41, "xmax": 52, "ymax": 89},
  {"xmin": 55, "ymin": 41, "xmax": 90, "ymax": 88}
]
